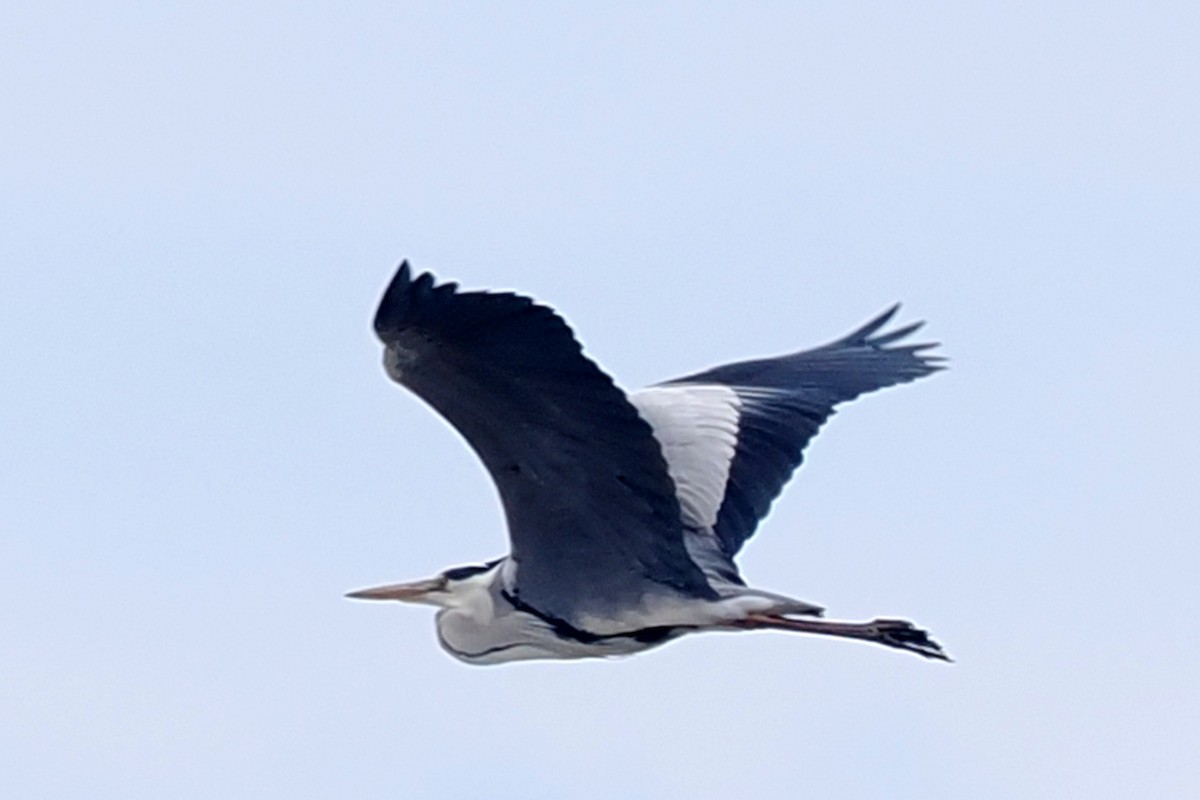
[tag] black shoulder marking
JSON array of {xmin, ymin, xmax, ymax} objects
[{"xmin": 502, "ymin": 590, "xmax": 687, "ymax": 647}]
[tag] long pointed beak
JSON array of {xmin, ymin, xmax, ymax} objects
[{"xmin": 345, "ymin": 576, "xmax": 445, "ymax": 602}]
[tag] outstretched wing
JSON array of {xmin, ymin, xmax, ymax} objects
[
  {"xmin": 640, "ymin": 305, "xmax": 943, "ymax": 560},
  {"xmin": 373, "ymin": 263, "xmax": 716, "ymax": 629}
]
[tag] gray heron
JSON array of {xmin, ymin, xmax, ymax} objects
[{"xmin": 349, "ymin": 262, "xmax": 949, "ymax": 664}]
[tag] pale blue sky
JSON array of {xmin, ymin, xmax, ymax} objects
[{"xmin": 3, "ymin": 3, "xmax": 1197, "ymax": 798}]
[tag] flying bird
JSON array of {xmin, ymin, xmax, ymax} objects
[{"xmin": 349, "ymin": 262, "xmax": 949, "ymax": 664}]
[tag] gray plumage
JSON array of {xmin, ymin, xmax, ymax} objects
[{"xmin": 349, "ymin": 262, "xmax": 949, "ymax": 665}]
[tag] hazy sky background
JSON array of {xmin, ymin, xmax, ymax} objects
[{"xmin": 3, "ymin": 3, "xmax": 1197, "ymax": 798}]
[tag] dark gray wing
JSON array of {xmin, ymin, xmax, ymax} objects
[
  {"xmin": 661, "ymin": 304, "xmax": 943, "ymax": 558},
  {"xmin": 373, "ymin": 263, "xmax": 716, "ymax": 627}
]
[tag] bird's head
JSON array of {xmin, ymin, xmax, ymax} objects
[{"xmin": 345, "ymin": 561, "xmax": 501, "ymax": 609}]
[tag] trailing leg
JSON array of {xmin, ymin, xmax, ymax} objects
[{"xmin": 732, "ymin": 613, "xmax": 951, "ymax": 661}]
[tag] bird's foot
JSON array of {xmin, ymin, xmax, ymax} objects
[
  {"xmin": 860, "ymin": 618, "xmax": 952, "ymax": 662},
  {"xmin": 734, "ymin": 613, "xmax": 952, "ymax": 662}
]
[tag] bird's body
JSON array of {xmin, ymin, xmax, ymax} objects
[{"xmin": 349, "ymin": 263, "xmax": 949, "ymax": 664}]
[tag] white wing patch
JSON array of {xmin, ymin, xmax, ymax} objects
[{"xmin": 629, "ymin": 384, "xmax": 741, "ymax": 528}]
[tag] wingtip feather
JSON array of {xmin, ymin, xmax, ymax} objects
[
  {"xmin": 375, "ymin": 260, "xmax": 445, "ymax": 339},
  {"xmin": 869, "ymin": 319, "xmax": 925, "ymax": 347},
  {"xmin": 846, "ymin": 303, "xmax": 902, "ymax": 343}
]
